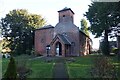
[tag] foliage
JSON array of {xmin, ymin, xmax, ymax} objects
[
  {"xmin": 2, "ymin": 55, "xmax": 54, "ymax": 78},
  {"xmin": 91, "ymin": 56, "xmax": 117, "ymax": 79},
  {"xmin": 1, "ymin": 39, "xmax": 11, "ymax": 53},
  {"xmin": 80, "ymin": 18, "xmax": 89, "ymax": 36},
  {"xmin": 1, "ymin": 9, "xmax": 46, "ymax": 55},
  {"xmin": 16, "ymin": 59, "xmax": 31, "ymax": 80},
  {"xmin": 85, "ymin": 2, "xmax": 120, "ymax": 37},
  {"xmin": 85, "ymin": 2, "xmax": 120, "ymax": 55},
  {"xmin": 3, "ymin": 56, "xmax": 18, "ymax": 80},
  {"xmin": 66, "ymin": 54, "xmax": 118, "ymax": 78},
  {"xmin": 111, "ymin": 48, "xmax": 119, "ymax": 54},
  {"xmin": 2, "ymin": 54, "xmax": 119, "ymax": 78},
  {"xmin": 0, "ymin": 41, "xmax": 2, "ymax": 53}
]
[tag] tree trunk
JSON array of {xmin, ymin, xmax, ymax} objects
[{"xmin": 103, "ymin": 30, "xmax": 110, "ymax": 55}]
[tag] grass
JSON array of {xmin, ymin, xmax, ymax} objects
[
  {"xmin": 2, "ymin": 58, "xmax": 9, "ymax": 75},
  {"xmin": 66, "ymin": 54, "xmax": 119, "ymax": 78},
  {"xmin": 2, "ymin": 54, "xmax": 54, "ymax": 78},
  {"xmin": 66, "ymin": 55, "xmax": 94, "ymax": 78},
  {"xmin": 2, "ymin": 54, "xmax": 119, "ymax": 78},
  {"xmin": 27, "ymin": 59, "xmax": 54, "ymax": 78},
  {"xmin": 0, "ymin": 57, "xmax": 2, "ymax": 78}
]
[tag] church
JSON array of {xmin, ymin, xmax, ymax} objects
[{"xmin": 35, "ymin": 7, "xmax": 91, "ymax": 57}]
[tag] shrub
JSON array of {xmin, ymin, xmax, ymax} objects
[
  {"xmin": 111, "ymin": 48, "xmax": 119, "ymax": 54},
  {"xmin": 2, "ymin": 54, "xmax": 5, "ymax": 58},
  {"xmin": 90, "ymin": 56, "xmax": 117, "ymax": 79},
  {"xmin": 35, "ymin": 53, "xmax": 43, "ymax": 56},
  {"xmin": 2, "ymin": 56, "xmax": 18, "ymax": 80},
  {"xmin": 16, "ymin": 57, "xmax": 31, "ymax": 80}
]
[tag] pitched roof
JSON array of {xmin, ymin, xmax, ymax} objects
[
  {"xmin": 35, "ymin": 25, "xmax": 54, "ymax": 30},
  {"xmin": 79, "ymin": 30, "xmax": 90, "ymax": 38},
  {"xmin": 79, "ymin": 30, "xmax": 93, "ymax": 45},
  {"xmin": 58, "ymin": 7, "xmax": 74, "ymax": 14},
  {"xmin": 58, "ymin": 34, "xmax": 71, "ymax": 44},
  {"xmin": 50, "ymin": 34, "xmax": 71, "ymax": 45}
]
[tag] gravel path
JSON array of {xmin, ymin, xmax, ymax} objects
[{"xmin": 53, "ymin": 57, "xmax": 69, "ymax": 80}]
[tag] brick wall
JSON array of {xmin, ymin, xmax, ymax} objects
[
  {"xmin": 35, "ymin": 28, "xmax": 54, "ymax": 55},
  {"xmin": 50, "ymin": 38, "xmax": 65, "ymax": 57},
  {"xmin": 79, "ymin": 32, "xmax": 90, "ymax": 56}
]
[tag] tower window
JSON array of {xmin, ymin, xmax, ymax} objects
[{"xmin": 63, "ymin": 15, "xmax": 65, "ymax": 17}]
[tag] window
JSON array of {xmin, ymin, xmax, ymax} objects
[{"xmin": 63, "ymin": 15, "xmax": 65, "ymax": 17}]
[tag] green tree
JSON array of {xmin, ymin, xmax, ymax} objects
[
  {"xmin": 3, "ymin": 57, "xmax": 18, "ymax": 80},
  {"xmin": 85, "ymin": 2, "xmax": 120, "ymax": 55},
  {"xmin": 1, "ymin": 9, "xmax": 46, "ymax": 55},
  {"xmin": 80, "ymin": 18, "xmax": 89, "ymax": 36}
]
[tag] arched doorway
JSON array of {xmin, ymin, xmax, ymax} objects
[{"xmin": 55, "ymin": 42, "xmax": 62, "ymax": 56}]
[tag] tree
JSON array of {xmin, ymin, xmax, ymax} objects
[
  {"xmin": 3, "ymin": 57, "xmax": 18, "ymax": 80},
  {"xmin": 80, "ymin": 18, "xmax": 89, "ymax": 36},
  {"xmin": 85, "ymin": 2, "xmax": 120, "ymax": 55},
  {"xmin": 1, "ymin": 9, "xmax": 46, "ymax": 55}
]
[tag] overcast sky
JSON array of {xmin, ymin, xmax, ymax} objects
[{"xmin": 0, "ymin": 0, "xmax": 100, "ymax": 49}]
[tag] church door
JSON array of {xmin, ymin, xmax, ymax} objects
[{"xmin": 56, "ymin": 42, "xmax": 62, "ymax": 56}]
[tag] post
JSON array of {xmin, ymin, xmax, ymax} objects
[{"xmin": 46, "ymin": 45, "xmax": 50, "ymax": 57}]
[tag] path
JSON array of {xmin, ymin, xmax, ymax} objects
[{"xmin": 53, "ymin": 57, "xmax": 69, "ymax": 80}]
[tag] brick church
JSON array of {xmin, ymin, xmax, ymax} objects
[{"xmin": 35, "ymin": 7, "xmax": 91, "ymax": 57}]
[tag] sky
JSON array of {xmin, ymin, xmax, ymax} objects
[{"xmin": 0, "ymin": 0, "xmax": 100, "ymax": 49}]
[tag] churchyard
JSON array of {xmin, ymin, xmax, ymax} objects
[{"xmin": 2, "ymin": 54, "xmax": 119, "ymax": 79}]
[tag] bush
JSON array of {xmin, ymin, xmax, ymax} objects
[
  {"xmin": 17, "ymin": 66, "xmax": 31, "ymax": 80},
  {"xmin": 16, "ymin": 56, "xmax": 31, "ymax": 80},
  {"xmin": 2, "ymin": 56, "xmax": 18, "ymax": 80},
  {"xmin": 90, "ymin": 56, "xmax": 117, "ymax": 79},
  {"xmin": 35, "ymin": 52, "xmax": 43, "ymax": 56},
  {"xmin": 2, "ymin": 54, "xmax": 5, "ymax": 58},
  {"xmin": 111, "ymin": 48, "xmax": 119, "ymax": 54}
]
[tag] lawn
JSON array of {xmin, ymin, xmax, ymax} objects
[
  {"xmin": 27, "ymin": 58, "xmax": 54, "ymax": 78},
  {"xmin": 66, "ymin": 55, "xmax": 94, "ymax": 78},
  {"xmin": 2, "ymin": 54, "xmax": 55, "ymax": 78},
  {"xmin": 0, "ymin": 57, "xmax": 2, "ymax": 78},
  {"xmin": 66, "ymin": 54, "xmax": 119, "ymax": 78},
  {"xmin": 2, "ymin": 58, "xmax": 9, "ymax": 75},
  {"xmin": 2, "ymin": 54, "xmax": 119, "ymax": 79}
]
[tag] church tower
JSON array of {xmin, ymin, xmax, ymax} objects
[
  {"xmin": 53, "ymin": 7, "xmax": 80, "ymax": 56},
  {"xmin": 58, "ymin": 7, "xmax": 74, "ymax": 23}
]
